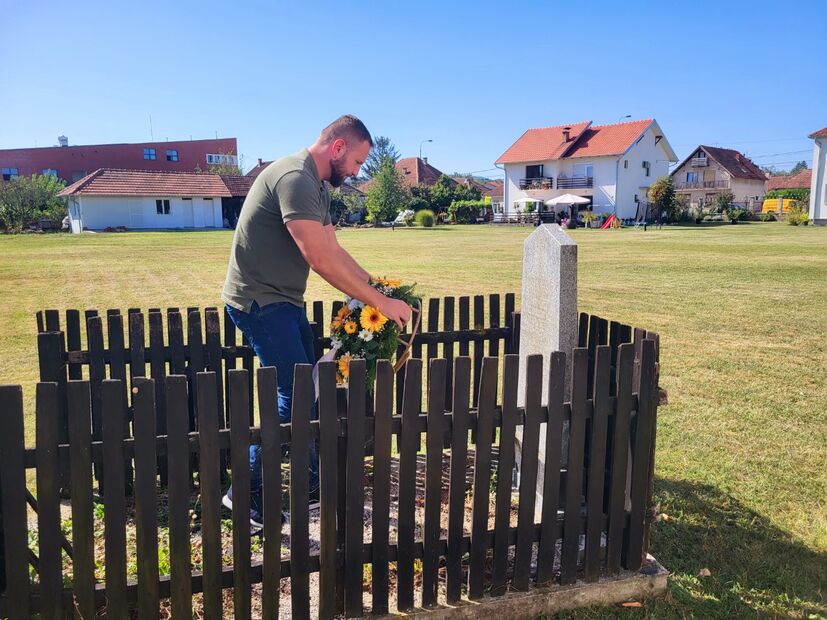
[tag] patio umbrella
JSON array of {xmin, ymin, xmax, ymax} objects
[
  {"xmin": 514, "ymin": 196, "xmax": 541, "ymax": 203},
  {"xmin": 544, "ymin": 193, "xmax": 591, "ymax": 206}
]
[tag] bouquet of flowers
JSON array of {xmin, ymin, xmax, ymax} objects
[{"xmin": 330, "ymin": 277, "xmax": 420, "ymax": 387}]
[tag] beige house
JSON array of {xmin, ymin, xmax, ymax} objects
[{"xmin": 670, "ymin": 146, "xmax": 767, "ymax": 210}]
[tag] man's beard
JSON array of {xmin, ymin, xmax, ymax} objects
[{"xmin": 329, "ymin": 158, "xmax": 348, "ymax": 188}]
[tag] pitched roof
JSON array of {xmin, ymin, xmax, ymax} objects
[
  {"xmin": 395, "ymin": 157, "xmax": 452, "ymax": 187},
  {"xmin": 481, "ymin": 179, "xmax": 504, "ymax": 199},
  {"xmin": 809, "ymin": 126, "xmax": 827, "ymax": 139},
  {"xmin": 565, "ymin": 120, "xmax": 655, "ymax": 158},
  {"xmin": 58, "ymin": 168, "xmax": 232, "ymax": 197},
  {"xmin": 246, "ymin": 160, "xmax": 273, "ymax": 178},
  {"xmin": 495, "ymin": 121, "xmax": 591, "ymax": 164},
  {"xmin": 767, "ymin": 169, "xmax": 812, "ymax": 190},
  {"xmin": 220, "ymin": 175, "xmax": 256, "ymax": 197},
  {"xmin": 699, "ymin": 146, "xmax": 767, "ymax": 181}
]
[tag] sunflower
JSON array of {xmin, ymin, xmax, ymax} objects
[
  {"xmin": 338, "ymin": 353, "xmax": 352, "ymax": 381},
  {"xmin": 331, "ymin": 305, "xmax": 351, "ymax": 330},
  {"xmin": 360, "ymin": 305, "xmax": 388, "ymax": 332},
  {"xmin": 344, "ymin": 320, "xmax": 358, "ymax": 334}
]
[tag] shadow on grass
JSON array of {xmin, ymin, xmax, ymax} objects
[{"xmin": 551, "ymin": 478, "xmax": 826, "ymax": 619}]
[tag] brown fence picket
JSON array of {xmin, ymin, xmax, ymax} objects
[
  {"xmin": 168, "ymin": 311, "xmax": 186, "ymax": 375},
  {"xmin": 132, "ymin": 377, "xmax": 160, "ymax": 619},
  {"xmin": 187, "ymin": 310, "xmax": 205, "ymax": 478},
  {"xmin": 344, "ymin": 359, "xmax": 367, "ymax": 617},
  {"xmin": 491, "ymin": 354, "xmax": 518, "ymax": 595},
  {"xmin": 396, "ymin": 357, "xmax": 422, "ymax": 611},
  {"xmin": 102, "ymin": 380, "xmax": 128, "ymax": 617},
  {"xmin": 289, "ymin": 364, "xmax": 314, "ymax": 620},
  {"xmin": 370, "ymin": 361, "xmax": 393, "ymax": 615},
  {"xmin": 224, "ymin": 308, "xmax": 238, "ymax": 429},
  {"xmin": 0, "ymin": 386, "xmax": 29, "ymax": 620},
  {"xmin": 442, "ymin": 296, "xmax": 456, "ymax": 407},
  {"xmin": 258, "ymin": 366, "xmax": 281, "ymax": 620},
  {"xmin": 228, "ymin": 369, "xmax": 252, "ymax": 620},
  {"xmin": 108, "ymin": 312, "xmax": 133, "ymax": 494},
  {"xmin": 128, "ymin": 311, "xmax": 147, "ymax": 382},
  {"xmin": 536, "ymin": 351, "xmax": 566, "ymax": 585},
  {"xmin": 561, "ymin": 348, "xmax": 589, "ymax": 585},
  {"xmin": 426, "ymin": 298, "xmax": 440, "ymax": 375},
  {"xmin": 585, "ymin": 346, "xmax": 611, "ymax": 582},
  {"xmin": 488, "ymin": 294, "xmax": 501, "ymax": 359},
  {"xmin": 167, "ymin": 375, "xmax": 193, "ymax": 617},
  {"xmin": 472, "ymin": 295, "xmax": 485, "ymax": 406},
  {"xmin": 37, "ymin": 330, "xmax": 69, "ymax": 456},
  {"xmin": 513, "ymin": 354, "xmax": 543, "ymax": 591},
  {"xmin": 607, "ymin": 343, "xmax": 634, "ymax": 575},
  {"xmin": 148, "ymin": 311, "xmax": 168, "ymax": 486},
  {"xmin": 36, "ymin": 382, "xmax": 63, "ymax": 619},
  {"xmin": 626, "ymin": 339, "xmax": 656, "ymax": 572},
  {"xmin": 458, "ymin": 296, "xmax": 470, "ymax": 358},
  {"xmin": 318, "ymin": 361, "xmax": 340, "ymax": 620},
  {"xmin": 422, "ymin": 358, "xmax": 447, "ymax": 607},
  {"xmin": 446, "ymin": 356, "xmax": 471, "ymax": 603},
  {"xmin": 66, "ymin": 309, "xmax": 83, "ymax": 380},
  {"xmin": 469, "ymin": 356, "xmax": 498, "ymax": 599},
  {"xmin": 204, "ymin": 308, "xmax": 228, "ymax": 481},
  {"xmin": 45, "ymin": 308, "xmax": 60, "ymax": 332},
  {"xmin": 196, "ymin": 372, "xmax": 223, "ymax": 618}
]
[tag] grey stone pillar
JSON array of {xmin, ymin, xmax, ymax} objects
[{"xmin": 515, "ymin": 224, "xmax": 578, "ymax": 517}]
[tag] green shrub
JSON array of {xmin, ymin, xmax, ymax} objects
[
  {"xmin": 759, "ymin": 212, "xmax": 776, "ymax": 222},
  {"xmin": 415, "ymin": 209, "xmax": 436, "ymax": 227},
  {"xmin": 766, "ymin": 188, "xmax": 809, "ymax": 201},
  {"xmin": 786, "ymin": 203, "xmax": 810, "ymax": 226},
  {"xmin": 448, "ymin": 199, "xmax": 486, "ymax": 224}
]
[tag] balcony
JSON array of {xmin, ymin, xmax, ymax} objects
[
  {"xmin": 674, "ymin": 179, "xmax": 730, "ymax": 190},
  {"xmin": 690, "ymin": 157, "xmax": 709, "ymax": 167},
  {"xmin": 556, "ymin": 176, "xmax": 593, "ymax": 189},
  {"xmin": 519, "ymin": 177, "xmax": 554, "ymax": 190}
]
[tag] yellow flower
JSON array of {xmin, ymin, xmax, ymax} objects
[
  {"xmin": 344, "ymin": 320, "xmax": 358, "ymax": 334},
  {"xmin": 331, "ymin": 305, "xmax": 351, "ymax": 330},
  {"xmin": 338, "ymin": 353, "xmax": 352, "ymax": 380},
  {"xmin": 360, "ymin": 305, "xmax": 388, "ymax": 332}
]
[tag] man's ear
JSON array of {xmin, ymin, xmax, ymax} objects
[{"xmin": 331, "ymin": 138, "xmax": 347, "ymax": 158}]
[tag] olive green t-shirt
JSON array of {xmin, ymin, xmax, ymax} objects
[{"xmin": 222, "ymin": 149, "xmax": 331, "ymax": 311}]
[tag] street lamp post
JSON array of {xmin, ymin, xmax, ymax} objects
[
  {"xmin": 419, "ymin": 139, "xmax": 433, "ymax": 160},
  {"xmin": 618, "ymin": 115, "xmax": 632, "ymax": 123}
]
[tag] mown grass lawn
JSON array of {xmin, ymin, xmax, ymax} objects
[{"xmin": 1, "ymin": 223, "xmax": 825, "ymax": 618}]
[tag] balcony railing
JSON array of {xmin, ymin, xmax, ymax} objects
[
  {"xmin": 556, "ymin": 176, "xmax": 593, "ymax": 189},
  {"xmin": 690, "ymin": 157, "xmax": 709, "ymax": 167},
  {"xmin": 674, "ymin": 180, "xmax": 730, "ymax": 190},
  {"xmin": 519, "ymin": 177, "xmax": 554, "ymax": 190}
]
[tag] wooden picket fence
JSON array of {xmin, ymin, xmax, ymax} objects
[{"xmin": 0, "ymin": 297, "xmax": 661, "ymax": 617}]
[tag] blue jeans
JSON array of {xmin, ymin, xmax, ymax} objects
[{"xmin": 226, "ymin": 301, "xmax": 319, "ymax": 497}]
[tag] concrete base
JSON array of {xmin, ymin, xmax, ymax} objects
[{"xmin": 378, "ymin": 555, "xmax": 668, "ymax": 619}]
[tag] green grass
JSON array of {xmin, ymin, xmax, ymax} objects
[{"xmin": 1, "ymin": 223, "xmax": 825, "ymax": 618}]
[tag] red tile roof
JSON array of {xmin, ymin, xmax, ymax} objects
[
  {"xmin": 395, "ymin": 157, "xmax": 452, "ymax": 187},
  {"xmin": 58, "ymin": 168, "xmax": 232, "ymax": 197},
  {"xmin": 700, "ymin": 146, "xmax": 767, "ymax": 181},
  {"xmin": 246, "ymin": 160, "xmax": 273, "ymax": 178},
  {"xmin": 220, "ymin": 175, "xmax": 256, "ymax": 197},
  {"xmin": 809, "ymin": 126, "xmax": 827, "ymax": 139},
  {"xmin": 495, "ymin": 121, "xmax": 591, "ymax": 164},
  {"xmin": 767, "ymin": 169, "xmax": 812, "ymax": 190},
  {"xmin": 565, "ymin": 120, "xmax": 654, "ymax": 158}
]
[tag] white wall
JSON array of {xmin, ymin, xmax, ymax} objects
[
  {"xmin": 616, "ymin": 124, "xmax": 673, "ymax": 219},
  {"xmin": 810, "ymin": 137, "xmax": 826, "ymax": 225},
  {"xmin": 71, "ymin": 195, "xmax": 224, "ymax": 232}
]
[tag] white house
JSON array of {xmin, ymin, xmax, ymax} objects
[
  {"xmin": 495, "ymin": 119, "xmax": 677, "ymax": 220},
  {"xmin": 58, "ymin": 168, "xmax": 231, "ymax": 233},
  {"xmin": 809, "ymin": 126, "xmax": 827, "ymax": 225}
]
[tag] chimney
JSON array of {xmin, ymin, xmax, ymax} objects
[
  {"xmin": 562, "ymin": 127, "xmax": 571, "ymax": 142},
  {"xmin": 58, "ymin": 135, "xmax": 68, "ymax": 147},
  {"xmin": 257, "ymin": 158, "xmax": 263, "ymax": 166},
  {"xmin": 423, "ymin": 157, "xmax": 428, "ymax": 165}
]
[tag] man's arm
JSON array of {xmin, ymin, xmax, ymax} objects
[
  {"xmin": 286, "ymin": 220, "xmax": 411, "ymax": 328},
  {"xmin": 323, "ymin": 224, "xmax": 369, "ymax": 282}
]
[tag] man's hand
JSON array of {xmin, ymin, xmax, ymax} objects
[{"xmin": 377, "ymin": 297, "xmax": 412, "ymax": 330}]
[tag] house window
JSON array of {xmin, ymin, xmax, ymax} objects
[
  {"xmin": 573, "ymin": 164, "xmax": 593, "ymax": 178},
  {"xmin": 71, "ymin": 170, "xmax": 87, "ymax": 182},
  {"xmin": 624, "ymin": 160, "xmax": 628, "ymax": 169},
  {"xmin": 525, "ymin": 164, "xmax": 543, "ymax": 179},
  {"xmin": 155, "ymin": 199, "xmax": 170, "ymax": 215},
  {"xmin": 686, "ymin": 172, "xmax": 698, "ymax": 183},
  {"xmin": 206, "ymin": 153, "xmax": 238, "ymax": 166},
  {"xmin": 144, "ymin": 148, "xmax": 157, "ymax": 160},
  {"xmin": 2, "ymin": 167, "xmax": 19, "ymax": 181},
  {"xmin": 642, "ymin": 161, "xmax": 651, "ymax": 177},
  {"xmin": 166, "ymin": 150, "xmax": 179, "ymax": 162}
]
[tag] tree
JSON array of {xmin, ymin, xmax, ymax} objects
[
  {"xmin": 364, "ymin": 160, "xmax": 408, "ymax": 224},
  {"xmin": 194, "ymin": 150, "xmax": 245, "ymax": 175},
  {"xmin": 647, "ymin": 176, "xmax": 681, "ymax": 220},
  {"xmin": 426, "ymin": 175, "xmax": 481, "ymax": 213},
  {"xmin": 362, "ymin": 136, "xmax": 400, "ymax": 178},
  {"xmin": 329, "ymin": 189, "xmax": 363, "ymax": 224},
  {"xmin": 789, "ymin": 160, "xmax": 808, "ymax": 176},
  {"xmin": 714, "ymin": 190, "xmax": 735, "ymax": 212},
  {"xmin": 0, "ymin": 174, "xmax": 67, "ymax": 231}
]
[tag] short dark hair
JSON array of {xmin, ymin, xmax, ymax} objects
[{"xmin": 318, "ymin": 114, "xmax": 373, "ymax": 147}]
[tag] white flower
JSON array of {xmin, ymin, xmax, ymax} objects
[
  {"xmin": 330, "ymin": 337, "xmax": 343, "ymax": 350},
  {"xmin": 358, "ymin": 329, "xmax": 374, "ymax": 342},
  {"xmin": 348, "ymin": 298, "xmax": 365, "ymax": 311}
]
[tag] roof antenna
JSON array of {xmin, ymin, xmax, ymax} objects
[{"xmin": 149, "ymin": 114, "xmax": 154, "ymax": 141}]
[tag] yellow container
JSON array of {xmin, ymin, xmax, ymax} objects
[{"xmin": 761, "ymin": 198, "xmax": 793, "ymax": 214}]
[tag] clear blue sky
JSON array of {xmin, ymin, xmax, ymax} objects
[{"xmin": 2, "ymin": 0, "xmax": 824, "ymax": 178}]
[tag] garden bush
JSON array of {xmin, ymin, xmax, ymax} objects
[{"xmin": 415, "ymin": 209, "xmax": 436, "ymax": 227}]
